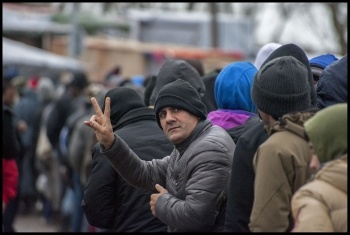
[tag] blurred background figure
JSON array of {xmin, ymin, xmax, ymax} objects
[
  {"xmin": 66, "ymin": 82, "xmax": 107, "ymax": 232},
  {"xmin": 33, "ymin": 76, "xmax": 60, "ymax": 225},
  {"xmin": 104, "ymin": 65, "xmax": 122, "ymax": 82},
  {"xmin": 45, "ymin": 70, "xmax": 89, "ymax": 232},
  {"xmin": 123, "ymin": 74, "xmax": 146, "ymax": 98},
  {"xmin": 3, "ymin": 75, "xmax": 20, "ymax": 232},
  {"xmin": 12, "ymin": 75, "xmax": 42, "ymax": 214},
  {"xmin": 309, "ymin": 53, "xmax": 338, "ymax": 87}
]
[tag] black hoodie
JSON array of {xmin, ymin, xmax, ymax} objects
[{"xmin": 149, "ymin": 59, "xmax": 206, "ymax": 106}]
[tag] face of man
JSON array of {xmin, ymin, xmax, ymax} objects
[{"xmin": 158, "ymin": 107, "xmax": 200, "ymax": 144}]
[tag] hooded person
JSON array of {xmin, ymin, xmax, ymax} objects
[
  {"xmin": 149, "ymin": 59, "xmax": 206, "ymax": 107},
  {"xmin": 309, "ymin": 53, "xmax": 338, "ymax": 86},
  {"xmin": 316, "ymin": 54, "xmax": 347, "ymax": 109},
  {"xmin": 291, "ymin": 103, "xmax": 347, "ymax": 232},
  {"xmin": 224, "ymin": 46, "xmax": 319, "ymax": 232},
  {"xmin": 304, "ymin": 103, "xmax": 347, "ymax": 167},
  {"xmin": 182, "ymin": 58, "xmax": 205, "ymax": 77},
  {"xmin": 254, "ymin": 42, "xmax": 282, "ymax": 70},
  {"xmin": 207, "ymin": 61, "xmax": 260, "ymax": 143},
  {"xmin": 82, "ymin": 87, "xmax": 173, "ymax": 232}
]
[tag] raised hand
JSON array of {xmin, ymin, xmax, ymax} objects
[{"xmin": 84, "ymin": 97, "xmax": 115, "ymax": 150}]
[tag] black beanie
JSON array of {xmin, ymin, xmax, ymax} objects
[
  {"xmin": 154, "ymin": 79, "xmax": 207, "ymax": 129},
  {"xmin": 252, "ymin": 56, "xmax": 310, "ymax": 119},
  {"xmin": 260, "ymin": 43, "xmax": 317, "ymax": 107},
  {"xmin": 149, "ymin": 59, "xmax": 206, "ymax": 106},
  {"xmin": 102, "ymin": 87, "xmax": 146, "ymax": 125}
]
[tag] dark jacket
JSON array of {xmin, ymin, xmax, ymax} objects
[
  {"xmin": 82, "ymin": 107, "xmax": 173, "ymax": 232},
  {"xmin": 224, "ymin": 121, "xmax": 268, "ymax": 232},
  {"xmin": 3, "ymin": 105, "xmax": 21, "ymax": 160},
  {"xmin": 226, "ymin": 115, "xmax": 261, "ymax": 144},
  {"xmin": 102, "ymin": 120, "xmax": 235, "ymax": 232},
  {"xmin": 46, "ymin": 90, "xmax": 86, "ymax": 148},
  {"xmin": 202, "ymin": 69, "xmax": 220, "ymax": 113},
  {"xmin": 316, "ymin": 54, "xmax": 347, "ymax": 109}
]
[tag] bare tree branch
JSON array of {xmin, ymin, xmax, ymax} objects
[
  {"xmin": 326, "ymin": 3, "xmax": 347, "ymax": 55},
  {"xmin": 187, "ymin": 2, "xmax": 195, "ymax": 11}
]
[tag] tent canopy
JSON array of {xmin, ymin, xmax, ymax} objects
[{"xmin": 3, "ymin": 37, "xmax": 84, "ymax": 73}]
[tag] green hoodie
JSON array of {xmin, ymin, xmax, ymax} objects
[{"xmin": 304, "ymin": 103, "xmax": 347, "ymax": 164}]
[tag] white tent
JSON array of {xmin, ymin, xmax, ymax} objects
[{"xmin": 2, "ymin": 37, "xmax": 84, "ymax": 72}]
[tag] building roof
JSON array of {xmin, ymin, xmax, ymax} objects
[{"xmin": 3, "ymin": 3, "xmax": 71, "ymax": 34}]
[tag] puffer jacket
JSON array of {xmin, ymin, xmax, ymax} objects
[
  {"xmin": 249, "ymin": 110, "xmax": 317, "ymax": 232},
  {"xmin": 102, "ymin": 120, "xmax": 235, "ymax": 232},
  {"xmin": 291, "ymin": 155, "xmax": 347, "ymax": 232}
]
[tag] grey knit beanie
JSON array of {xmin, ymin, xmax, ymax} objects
[
  {"xmin": 252, "ymin": 56, "xmax": 310, "ymax": 119},
  {"xmin": 154, "ymin": 79, "xmax": 207, "ymax": 129}
]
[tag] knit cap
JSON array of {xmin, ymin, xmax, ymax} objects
[
  {"xmin": 252, "ymin": 56, "xmax": 310, "ymax": 119},
  {"xmin": 309, "ymin": 54, "xmax": 339, "ymax": 79},
  {"xmin": 261, "ymin": 43, "xmax": 317, "ymax": 107},
  {"xmin": 149, "ymin": 59, "xmax": 206, "ymax": 106},
  {"xmin": 154, "ymin": 79, "xmax": 207, "ymax": 129},
  {"xmin": 102, "ymin": 87, "xmax": 146, "ymax": 125},
  {"xmin": 309, "ymin": 53, "xmax": 338, "ymax": 69}
]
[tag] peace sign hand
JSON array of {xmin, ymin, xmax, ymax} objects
[{"xmin": 84, "ymin": 97, "xmax": 115, "ymax": 150}]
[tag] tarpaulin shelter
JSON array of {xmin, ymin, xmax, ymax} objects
[{"xmin": 2, "ymin": 37, "xmax": 84, "ymax": 79}]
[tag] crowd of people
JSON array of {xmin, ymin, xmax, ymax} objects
[{"xmin": 2, "ymin": 42, "xmax": 347, "ymax": 232}]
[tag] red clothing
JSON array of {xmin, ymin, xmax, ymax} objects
[{"xmin": 2, "ymin": 158, "xmax": 19, "ymax": 204}]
